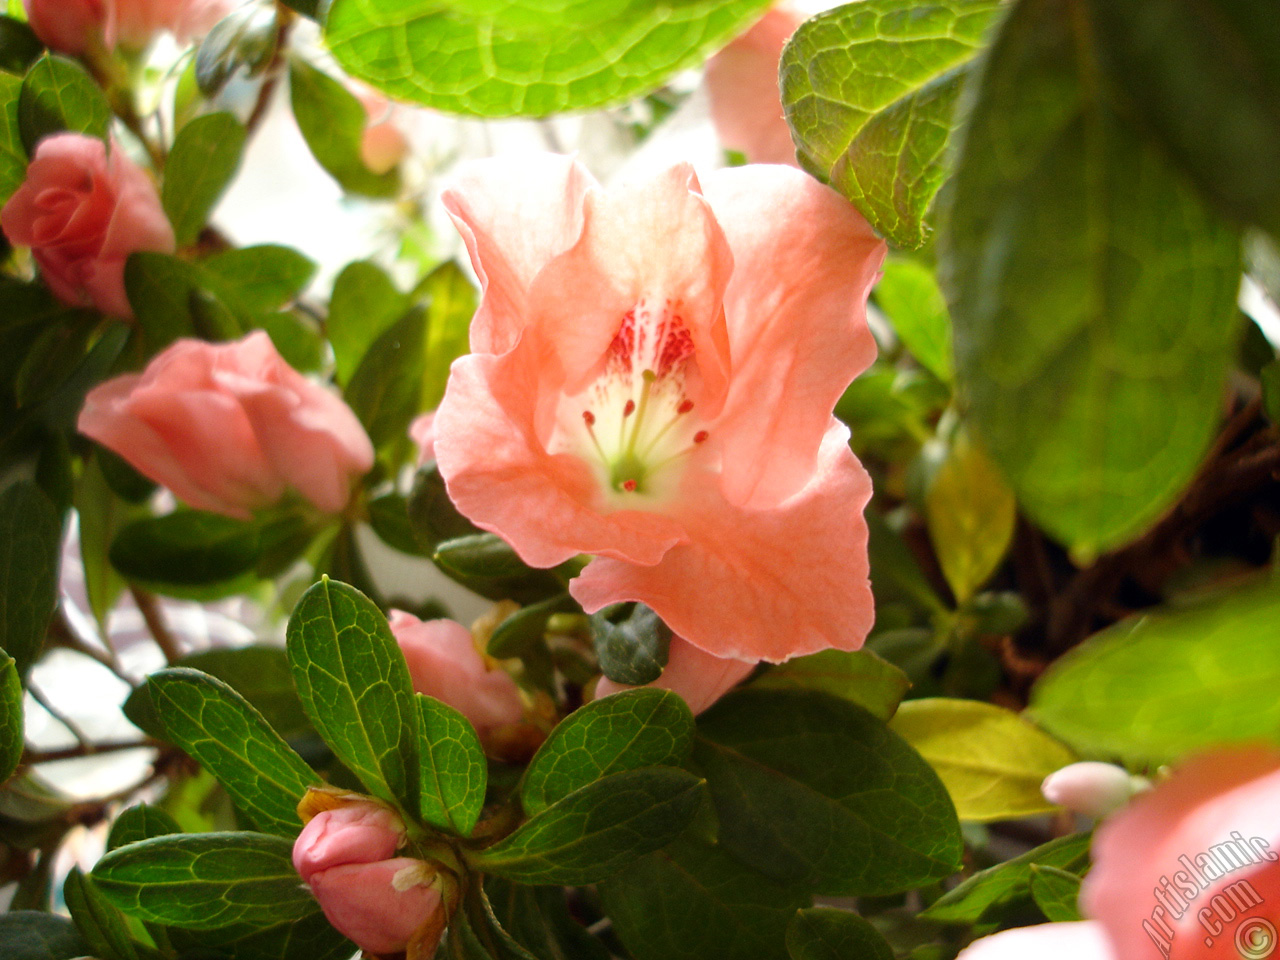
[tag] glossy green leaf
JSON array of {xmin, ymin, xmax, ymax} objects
[
  {"xmin": 91, "ymin": 832, "xmax": 316, "ymax": 930},
  {"xmin": 600, "ymin": 838, "xmax": 809, "ymax": 960},
  {"xmin": 420, "ymin": 260, "xmax": 477, "ymax": 410},
  {"xmin": 591, "ymin": 604, "xmax": 671, "ymax": 686},
  {"xmin": 0, "ymin": 16, "xmax": 42, "ymax": 75},
  {"xmin": 18, "ymin": 55, "xmax": 110, "ymax": 153},
  {"xmin": 107, "ymin": 803, "xmax": 182, "ymax": 850},
  {"xmin": 1029, "ymin": 864, "xmax": 1083, "ymax": 922},
  {"xmin": 344, "ymin": 305, "xmax": 426, "ymax": 449},
  {"xmin": 201, "ymin": 246, "xmax": 317, "ymax": 315},
  {"xmin": 328, "ymin": 260, "xmax": 408, "ymax": 385},
  {"xmin": 126, "ymin": 252, "xmax": 242, "ymax": 350},
  {"xmin": 937, "ymin": 0, "xmax": 1243, "ymax": 561},
  {"xmin": 484, "ymin": 878, "xmax": 610, "ymax": 960},
  {"xmin": 474, "ymin": 766, "xmax": 703, "ymax": 885},
  {"xmin": 289, "ymin": 57, "xmax": 399, "ymax": 197},
  {"xmin": 924, "ymin": 429, "xmax": 1015, "ymax": 603},
  {"xmin": 890, "ymin": 699, "xmax": 1076, "ymax": 822},
  {"xmin": 146, "ymin": 668, "xmax": 317, "ymax": 836},
  {"xmin": 325, "ymin": 0, "xmax": 774, "ymax": 117},
  {"xmin": 178, "ymin": 645, "xmax": 312, "ymax": 741},
  {"xmin": 786, "ymin": 908, "xmax": 893, "ymax": 960},
  {"xmin": 696, "ymin": 689, "xmax": 962, "ymax": 896},
  {"xmin": 417, "ymin": 693, "xmax": 486, "ymax": 836},
  {"xmin": 109, "ymin": 511, "xmax": 260, "ymax": 589},
  {"xmin": 0, "ymin": 912, "xmax": 90, "ymax": 960},
  {"xmin": 754, "ymin": 649, "xmax": 910, "ymax": 720},
  {"xmin": 1031, "ymin": 577, "xmax": 1280, "ymax": 764},
  {"xmin": 1086, "ymin": 0, "xmax": 1280, "ymax": 240},
  {"xmin": 0, "ymin": 651, "xmax": 21, "ymax": 784},
  {"xmin": 63, "ymin": 867, "xmax": 147, "ymax": 960},
  {"xmin": 0, "ymin": 481, "xmax": 61, "ymax": 678},
  {"xmin": 434, "ymin": 533, "xmax": 532, "ymax": 580},
  {"xmin": 166, "ymin": 911, "xmax": 354, "ymax": 960},
  {"xmin": 781, "ymin": 0, "xmax": 1006, "ymax": 247},
  {"xmin": 487, "ymin": 594, "xmax": 574, "ymax": 658},
  {"xmin": 922, "ymin": 832, "xmax": 1090, "ymax": 923},
  {"xmin": 286, "ymin": 578, "xmax": 420, "ymax": 814},
  {"xmin": 875, "ymin": 258, "xmax": 954, "ymax": 381},
  {"xmin": 521, "ymin": 689, "xmax": 695, "ymax": 816},
  {"xmin": 162, "ymin": 112, "xmax": 247, "ymax": 246},
  {"xmin": 0, "ymin": 72, "xmax": 24, "ymax": 207}
]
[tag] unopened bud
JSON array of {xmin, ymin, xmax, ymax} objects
[{"xmin": 1042, "ymin": 762, "xmax": 1148, "ymax": 818}]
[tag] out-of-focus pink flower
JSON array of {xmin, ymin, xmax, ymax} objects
[
  {"xmin": 389, "ymin": 611, "xmax": 524, "ymax": 744},
  {"xmin": 410, "ymin": 412, "xmax": 437, "ymax": 466},
  {"xmin": 78, "ymin": 332, "xmax": 374, "ymax": 519},
  {"xmin": 595, "ymin": 636, "xmax": 755, "ymax": 715},
  {"xmin": 434, "ymin": 154, "xmax": 883, "ymax": 664},
  {"xmin": 1, "ymin": 134, "xmax": 173, "ymax": 318},
  {"xmin": 956, "ymin": 746, "xmax": 1280, "ymax": 960},
  {"xmin": 22, "ymin": 0, "xmax": 231, "ymax": 54},
  {"xmin": 1041, "ymin": 761, "xmax": 1145, "ymax": 819},
  {"xmin": 293, "ymin": 801, "xmax": 443, "ymax": 956},
  {"xmin": 354, "ymin": 89, "xmax": 410, "ymax": 176}
]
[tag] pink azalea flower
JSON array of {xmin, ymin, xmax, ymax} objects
[{"xmin": 433, "ymin": 154, "xmax": 884, "ymax": 663}]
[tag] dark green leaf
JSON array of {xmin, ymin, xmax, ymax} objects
[
  {"xmin": 1029, "ymin": 864, "xmax": 1083, "ymax": 922},
  {"xmin": 124, "ymin": 253, "xmax": 216, "ymax": 350},
  {"xmin": 91, "ymin": 832, "xmax": 316, "ymax": 929},
  {"xmin": 1031, "ymin": 576, "xmax": 1280, "ymax": 764},
  {"xmin": 786, "ymin": 908, "xmax": 893, "ymax": 960},
  {"xmin": 195, "ymin": 4, "xmax": 280, "ymax": 97},
  {"xmin": 781, "ymin": 0, "xmax": 1006, "ymax": 247},
  {"xmin": 487, "ymin": 594, "xmax": 574, "ymax": 658},
  {"xmin": 110, "ymin": 512, "xmax": 261, "ymax": 589},
  {"xmin": 12, "ymin": 313, "xmax": 96, "ymax": 409},
  {"xmin": 325, "ymin": 0, "xmax": 774, "ymax": 117},
  {"xmin": 280, "ymin": 0, "xmax": 322, "ymax": 18},
  {"xmin": 107, "ymin": 803, "xmax": 182, "ymax": 851},
  {"xmin": 754, "ymin": 649, "xmax": 910, "ymax": 721},
  {"xmin": 0, "ymin": 16, "xmax": 43, "ymax": 76},
  {"xmin": 0, "ymin": 72, "xmax": 25, "ymax": 207},
  {"xmin": 600, "ymin": 838, "xmax": 809, "ymax": 960},
  {"xmin": 63, "ymin": 866, "xmax": 147, "ymax": 960},
  {"xmin": 18, "ymin": 55, "xmax": 111, "ymax": 153},
  {"xmin": 0, "ymin": 651, "xmax": 21, "ymax": 784},
  {"xmin": 368, "ymin": 492, "xmax": 422, "ymax": 555},
  {"xmin": 201, "ymin": 245, "xmax": 317, "ymax": 314},
  {"xmin": 289, "ymin": 57, "xmax": 399, "ymax": 197},
  {"xmin": 474, "ymin": 766, "xmax": 703, "ymax": 884},
  {"xmin": 146, "ymin": 668, "xmax": 318, "ymax": 836},
  {"xmin": 0, "ymin": 912, "xmax": 90, "ymax": 960},
  {"xmin": 408, "ymin": 464, "xmax": 478, "ymax": 547},
  {"xmin": 696, "ymin": 689, "xmax": 962, "ymax": 896},
  {"xmin": 286, "ymin": 578, "xmax": 420, "ymax": 814},
  {"xmin": 937, "ymin": 0, "xmax": 1243, "ymax": 561},
  {"xmin": 1087, "ymin": 0, "xmax": 1280, "ymax": 240},
  {"xmin": 875, "ymin": 259, "xmax": 954, "ymax": 381},
  {"xmin": 254, "ymin": 309, "xmax": 326, "ymax": 373},
  {"xmin": 591, "ymin": 604, "xmax": 671, "ymax": 686},
  {"xmin": 922, "ymin": 832, "xmax": 1091, "ymax": 923},
  {"xmin": 521, "ymin": 689, "xmax": 694, "ymax": 817},
  {"xmin": 177, "ymin": 645, "xmax": 311, "ymax": 741},
  {"xmin": 344, "ymin": 305, "xmax": 426, "ymax": 448},
  {"xmin": 163, "ymin": 112, "xmax": 247, "ymax": 246},
  {"xmin": 484, "ymin": 878, "xmax": 610, "ymax": 960},
  {"xmin": 417, "ymin": 693, "xmax": 486, "ymax": 836},
  {"xmin": 420, "ymin": 261, "xmax": 477, "ymax": 410},
  {"xmin": 167, "ymin": 910, "xmax": 354, "ymax": 960},
  {"xmin": 0, "ymin": 481, "xmax": 61, "ymax": 677},
  {"xmin": 328, "ymin": 260, "xmax": 408, "ymax": 386},
  {"xmin": 434, "ymin": 533, "xmax": 531, "ymax": 580}
]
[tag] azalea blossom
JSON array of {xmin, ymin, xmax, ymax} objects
[{"xmin": 433, "ymin": 154, "xmax": 884, "ymax": 663}]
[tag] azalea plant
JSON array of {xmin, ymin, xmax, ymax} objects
[{"xmin": 1, "ymin": 0, "xmax": 1278, "ymax": 959}]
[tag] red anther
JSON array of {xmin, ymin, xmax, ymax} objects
[
  {"xmin": 582, "ymin": 410, "xmax": 596, "ymax": 426},
  {"xmin": 623, "ymin": 399, "xmax": 636, "ymax": 417},
  {"xmin": 694, "ymin": 430, "xmax": 709, "ymax": 444},
  {"xmin": 677, "ymin": 400, "xmax": 694, "ymax": 414},
  {"xmin": 622, "ymin": 479, "xmax": 638, "ymax": 492}
]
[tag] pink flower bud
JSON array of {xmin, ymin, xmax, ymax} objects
[
  {"xmin": 595, "ymin": 635, "xmax": 756, "ymax": 716},
  {"xmin": 1, "ymin": 134, "xmax": 174, "ymax": 318},
  {"xmin": 354, "ymin": 89, "xmax": 409, "ymax": 176},
  {"xmin": 292, "ymin": 803, "xmax": 443, "ymax": 956},
  {"xmin": 1041, "ymin": 762, "xmax": 1140, "ymax": 819},
  {"xmin": 22, "ymin": 0, "xmax": 106, "ymax": 55},
  {"xmin": 23, "ymin": 0, "xmax": 231, "ymax": 54},
  {"xmin": 410, "ymin": 411, "xmax": 437, "ymax": 466},
  {"xmin": 389, "ymin": 611, "xmax": 525, "ymax": 744},
  {"xmin": 78, "ymin": 332, "xmax": 375, "ymax": 519}
]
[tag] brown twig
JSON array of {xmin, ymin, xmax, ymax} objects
[
  {"xmin": 22, "ymin": 739, "xmax": 158, "ymax": 765},
  {"xmin": 244, "ymin": 9, "xmax": 295, "ymax": 140},
  {"xmin": 130, "ymin": 586, "xmax": 183, "ymax": 664}
]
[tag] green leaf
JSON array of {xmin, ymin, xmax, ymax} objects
[
  {"xmin": 176, "ymin": 645, "xmax": 311, "ymax": 741},
  {"xmin": 420, "ymin": 261, "xmax": 477, "ymax": 410},
  {"xmin": 875, "ymin": 259, "xmax": 954, "ymax": 381},
  {"xmin": 417, "ymin": 693, "xmax": 486, "ymax": 836},
  {"xmin": 107, "ymin": 803, "xmax": 182, "ymax": 850},
  {"xmin": 167, "ymin": 911, "xmax": 354, "ymax": 960},
  {"xmin": 344, "ymin": 305, "xmax": 426, "ymax": 449},
  {"xmin": 890, "ymin": 698, "xmax": 1076, "ymax": 822},
  {"xmin": 0, "ymin": 651, "xmax": 21, "ymax": 784},
  {"xmin": 521, "ymin": 689, "xmax": 695, "ymax": 817},
  {"xmin": 109, "ymin": 512, "xmax": 261, "ymax": 589},
  {"xmin": 0, "ymin": 481, "xmax": 61, "ymax": 678},
  {"xmin": 1030, "ymin": 576, "xmax": 1280, "ymax": 764},
  {"xmin": 63, "ymin": 867, "xmax": 147, "ymax": 960},
  {"xmin": 937, "ymin": 0, "xmax": 1243, "ymax": 561},
  {"xmin": 1029, "ymin": 864, "xmax": 1083, "ymax": 923},
  {"xmin": 591, "ymin": 604, "xmax": 672, "ymax": 686},
  {"xmin": 924, "ymin": 429, "xmax": 1015, "ymax": 604},
  {"xmin": 473, "ymin": 766, "xmax": 703, "ymax": 885},
  {"xmin": 484, "ymin": 879, "xmax": 610, "ymax": 960},
  {"xmin": 780, "ymin": 0, "xmax": 1007, "ymax": 248},
  {"xmin": 487, "ymin": 594, "xmax": 574, "ymax": 658},
  {"xmin": 434, "ymin": 533, "xmax": 533, "ymax": 579},
  {"xmin": 286, "ymin": 578, "xmax": 420, "ymax": 814},
  {"xmin": 0, "ymin": 16, "xmax": 43, "ymax": 76},
  {"xmin": 201, "ymin": 245, "xmax": 317, "ymax": 315},
  {"xmin": 0, "ymin": 911, "xmax": 90, "ymax": 960},
  {"xmin": 289, "ymin": 57, "xmax": 399, "ymax": 197},
  {"xmin": 696, "ymin": 689, "xmax": 962, "ymax": 896},
  {"xmin": 195, "ymin": 4, "xmax": 280, "ymax": 97},
  {"xmin": 922, "ymin": 832, "xmax": 1090, "ymax": 923},
  {"xmin": 1086, "ymin": 0, "xmax": 1280, "ymax": 240},
  {"xmin": 146, "ymin": 668, "xmax": 318, "ymax": 836},
  {"xmin": 0, "ymin": 71, "xmax": 25, "ymax": 207},
  {"xmin": 17, "ymin": 55, "xmax": 111, "ymax": 153},
  {"xmin": 91, "ymin": 832, "xmax": 316, "ymax": 930},
  {"xmin": 125, "ymin": 252, "xmax": 240, "ymax": 351},
  {"xmin": 162, "ymin": 112, "xmax": 247, "ymax": 246},
  {"xmin": 753, "ymin": 649, "xmax": 910, "ymax": 720},
  {"xmin": 328, "ymin": 260, "xmax": 408, "ymax": 386},
  {"xmin": 785, "ymin": 908, "xmax": 893, "ymax": 960},
  {"xmin": 325, "ymin": 0, "xmax": 774, "ymax": 118},
  {"xmin": 599, "ymin": 838, "xmax": 810, "ymax": 960}
]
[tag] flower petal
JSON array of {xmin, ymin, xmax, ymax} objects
[
  {"xmin": 443, "ymin": 153, "xmax": 594, "ymax": 355},
  {"xmin": 570, "ymin": 421, "xmax": 873, "ymax": 662},
  {"xmin": 702, "ymin": 165, "xmax": 883, "ymax": 508},
  {"xmin": 954, "ymin": 923, "xmax": 1115, "ymax": 960},
  {"xmin": 434, "ymin": 347, "xmax": 686, "ymax": 569}
]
